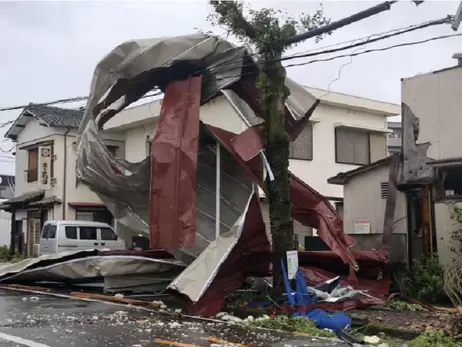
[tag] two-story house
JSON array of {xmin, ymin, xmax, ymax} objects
[
  {"xmin": 104, "ymin": 87, "xmax": 400, "ymax": 246},
  {"xmin": 0, "ymin": 104, "xmax": 125, "ymax": 257}
]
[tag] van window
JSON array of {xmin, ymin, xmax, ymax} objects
[
  {"xmin": 65, "ymin": 226, "xmax": 77, "ymax": 239},
  {"xmin": 48, "ymin": 225, "xmax": 57, "ymax": 239},
  {"xmin": 101, "ymin": 228, "xmax": 117, "ymax": 241},
  {"xmin": 80, "ymin": 227, "xmax": 97, "ymax": 240},
  {"xmin": 41, "ymin": 224, "xmax": 51, "ymax": 238}
]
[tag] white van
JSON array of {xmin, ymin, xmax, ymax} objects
[{"xmin": 39, "ymin": 220, "xmax": 126, "ymax": 255}]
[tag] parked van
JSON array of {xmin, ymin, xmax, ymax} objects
[{"xmin": 39, "ymin": 220, "xmax": 126, "ymax": 255}]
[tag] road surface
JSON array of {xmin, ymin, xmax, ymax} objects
[{"xmin": 0, "ymin": 289, "xmax": 348, "ymax": 347}]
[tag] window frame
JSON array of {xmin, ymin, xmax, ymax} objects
[
  {"xmin": 27, "ymin": 148, "xmax": 39, "ymax": 182},
  {"xmin": 435, "ymin": 165, "xmax": 462, "ymax": 201},
  {"xmin": 289, "ymin": 122, "xmax": 313, "ymax": 161},
  {"xmin": 106, "ymin": 145, "xmax": 118, "ymax": 157},
  {"xmin": 334, "ymin": 127, "xmax": 371, "ymax": 166}
]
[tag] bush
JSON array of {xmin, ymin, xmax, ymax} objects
[
  {"xmin": 0, "ymin": 245, "xmax": 10, "ymax": 261},
  {"xmin": 0, "ymin": 245, "xmax": 24, "ymax": 263},
  {"xmin": 393, "ymin": 253, "xmax": 448, "ymax": 304},
  {"xmin": 410, "ymin": 330, "xmax": 462, "ymax": 347}
]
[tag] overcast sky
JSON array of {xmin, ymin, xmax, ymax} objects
[{"xmin": 0, "ymin": 0, "xmax": 461, "ymax": 175}]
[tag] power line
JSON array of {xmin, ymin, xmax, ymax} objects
[
  {"xmin": 0, "ymin": 16, "xmax": 455, "ymax": 114},
  {"xmin": 0, "ymin": 90, "xmax": 162, "ymax": 113},
  {"xmin": 283, "ymin": 32, "xmax": 462, "ymax": 69}
]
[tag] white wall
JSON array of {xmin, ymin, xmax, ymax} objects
[
  {"xmin": 0, "ymin": 201, "xmax": 11, "ymax": 246},
  {"xmin": 113, "ymin": 96, "xmax": 389, "ymax": 200},
  {"xmin": 14, "ymin": 119, "xmax": 125, "ymax": 221},
  {"xmin": 402, "ymin": 66, "xmax": 462, "ymax": 266},
  {"xmin": 402, "ymin": 66, "xmax": 462, "ymax": 161},
  {"xmin": 291, "ymin": 104, "xmax": 387, "ymax": 198},
  {"xmin": 343, "ymin": 164, "xmax": 407, "ymax": 235}
]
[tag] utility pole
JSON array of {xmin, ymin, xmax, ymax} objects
[
  {"xmin": 452, "ymin": 0, "xmax": 462, "ymax": 31},
  {"xmin": 283, "ymin": 1, "xmax": 398, "ymax": 46}
]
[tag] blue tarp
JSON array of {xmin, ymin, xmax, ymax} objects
[{"xmin": 281, "ymin": 258, "xmax": 351, "ymax": 332}]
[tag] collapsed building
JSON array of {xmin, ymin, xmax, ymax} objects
[{"xmin": 0, "ymin": 35, "xmax": 390, "ymax": 316}]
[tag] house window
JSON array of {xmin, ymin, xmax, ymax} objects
[
  {"xmin": 27, "ymin": 148, "xmax": 38, "ymax": 182},
  {"xmin": 335, "ymin": 202, "xmax": 344, "ymax": 220},
  {"xmin": 75, "ymin": 208, "xmax": 113, "ymax": 226},
  {"xmin": 290, "ymin": 122, "xmax": 313, "ymax": 160},
  {"xmin": 436, "ymin": 166, "xmax": 462, "ymax": 200},
  {"xmin": 335, "ymin": 128, "xmax": 370, "ymax": 165},
  {"xmin": 107, "ymin": 145, "xmax": 117, "ymax": 157},
  {"xmin": 381, "ymin": 182, "xmax": 389, "ymax": 199}
]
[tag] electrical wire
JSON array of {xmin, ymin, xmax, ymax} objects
[
  {"xmin": 0, "ymin": 16, "xmax": 456, "ymax": 114},
  {"xmin": 0, "ymin": 90, "xmax": 162, "ymax": 113}
]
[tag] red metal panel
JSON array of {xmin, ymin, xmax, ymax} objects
[
  {"xmin": 149, "ymin": 76, "xmax": 202, "ymax": 249},
  {"xmin": 187, "ymin": 194, "xmax": 271, "ymax": 316}
]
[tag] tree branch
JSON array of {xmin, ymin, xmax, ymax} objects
[{"xmin": 209, "ymin": 1, "xmax": 257, "ymax": 41}]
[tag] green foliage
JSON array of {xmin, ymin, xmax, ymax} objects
[
  {"xmin": 0, "ymin": 245, "xmax": 23, "ymax": 263},
  {"xmin": 208, "ymin": 1, "xmax": 330, "ymax": 55},
  {"xmin": 0, "ymin": 245, "xmax": 9, "ymax": 261},
  {"xmin": 393, "ymin": 254, "xmax": 448, "ymax": 304},
  {"xmin": 249, "ymin": 315, "xmax": 336, "ymax": 338},
  {"xmin": 389, "ymin": 300, "xmax": 425, "ymax": 312},
  {"xmin": 409, "ymin": 330, "xmax": 462, "ymax": 347}
]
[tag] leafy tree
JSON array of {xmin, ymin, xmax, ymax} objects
[{"xmin": 208, "ymin": 1, "xmax": 330, "ymax": 292}]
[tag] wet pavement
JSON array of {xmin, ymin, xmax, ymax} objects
[{"xmin": 0, "ymin": 289, "xmax": 348, "ymax": 347}]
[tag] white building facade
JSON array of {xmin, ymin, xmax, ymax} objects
[
  {"xmin": 106, "ymin": 87, "xmax": 400, "ymax": 244},
  {"xmin": 2, "ymin": 105, "xmax": 125, "ymax": 256}
]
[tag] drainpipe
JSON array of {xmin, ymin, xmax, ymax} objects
[{"xmin": 62, "ymin": 128, "xmax": 71, "ymax": 220}]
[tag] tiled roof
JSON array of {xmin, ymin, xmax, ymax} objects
[
  {"xmin": 5, "ymin": 104, "xmax": 85, "ymax": 140},
  {"xmin": 26, "ymin": 104, "xmax": 84, "ymax": 128}
]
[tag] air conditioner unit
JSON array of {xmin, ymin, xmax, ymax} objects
[
  {"xmin": 51, "ymin": 154, "xmax": 57, "ymax": 161},
  {"xmin": 33, "ymin": 244, "xmax": 40, "ymax": 258}
]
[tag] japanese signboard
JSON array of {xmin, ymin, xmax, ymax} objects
[
  {"xmin": 38, "ymin": 146, "xmax": 52, "ymax": 190},
  {"xmin": 354, "ymin": 219, "xmax": 371, "ymax": 234}
]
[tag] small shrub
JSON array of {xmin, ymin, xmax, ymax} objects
[
  {"xmin": 393, "ymin": 254, "xmax": 448, "ymax": 304},
  {"xmin": 0, "ymin": 245, "xmax": 10, "ymax": 261},
  {"xmin": 249, "ymin": 315, "xmax": 336, "ymax": 338},
  {"xmin": 409, "ymin": 330, "xmax": 462, "ymax": 347}
]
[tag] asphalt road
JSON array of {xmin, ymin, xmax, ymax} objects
[{"xmin": 0, "ymin": 289, "xmax": 348, "ymax": 347}]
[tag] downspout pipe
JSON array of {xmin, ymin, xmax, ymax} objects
[{"xmin": 62, "ymin": 128, "xmax": 71, "ymax": 220}]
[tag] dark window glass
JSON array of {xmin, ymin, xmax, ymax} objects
[
  {"xmin": 101, "ymin": 228, "xmax": 117, "ymax": 241},
  {"xmin": 79, "ymin": 227, "xmax": 97, "ymax": 240},
  {"xmin": 48, "ymin": 225, "xmax": 57, "ymax": 239},
  {"xmin": 41, "ymin": 224, "xmax": 50, "ymax": 238},
  {"xmin": 65, "ymin": 226, "xmax": 77, "ymax": 240}
]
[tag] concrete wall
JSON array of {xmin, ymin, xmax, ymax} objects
[
  {"xmin": 343, "ymin": 164, "xmax": 407, "ymax": 235},
  {"xmin": 342, "ymin": 164, "xmax": 407, "ymax": 262},
  {"xmin": 434, "ymin": 201, "xmax": 462, "ymax": 266},
  {"xmin": 402, "ymin": 66, "xmax": 462, "ymax": 266},
  {"xmin": 402, "ymin": 66, "xmax": 462, "ymax": 161}
]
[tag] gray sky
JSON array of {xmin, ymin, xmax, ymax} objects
[{"xmin": 0, "ymin": 0, "xmax": 461, "ymax": 175}]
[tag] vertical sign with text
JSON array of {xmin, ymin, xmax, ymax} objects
[{"xmin": 38, "ymin": 146, "xmax": 52, "ymax": 190}]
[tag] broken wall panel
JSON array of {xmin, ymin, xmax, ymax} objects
[{"xmin": 149, "ymin": 76, "xmax": 202, "ymax": 249}]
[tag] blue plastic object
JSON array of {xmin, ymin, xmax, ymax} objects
[{"xmin": 280, "ymin": 257, "xmax": 351, "ymax": 332}]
